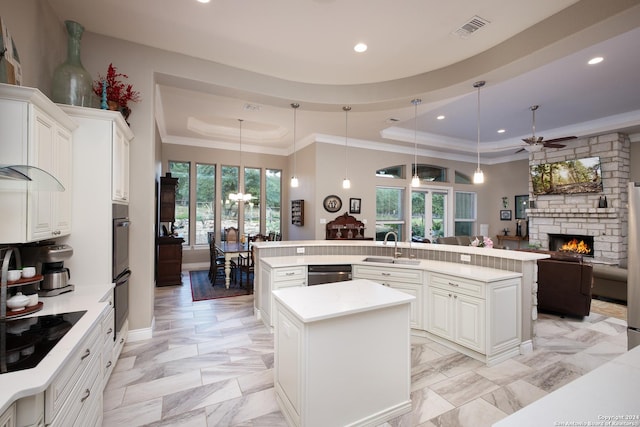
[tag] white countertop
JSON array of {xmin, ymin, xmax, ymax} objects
[
  {"xmin": 0, "ymin": 283, "xmax": 113, "ymax": 414},
  {"xmin": 493, "ymin": 344, "xmax": 640, "ymax": 426},
  {"xmin": 261, "ymin": 255, "xmax": 522, "ymax": 283},
  {"xmin": 253, "ymin": 240, "xmax": 549, "ymax": 262},
  {"xmin": 273, "ymin": 279, "xmax": 415, "ymax": 323}
]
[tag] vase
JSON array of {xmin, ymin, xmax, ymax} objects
[{"xmin": 52, "ymin": 20, "xmax": 96, "ymax": 107}]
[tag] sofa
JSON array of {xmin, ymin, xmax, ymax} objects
[
  {"xmin": 534, "ymin": 251, "xmax": 593, "ymax": 317},
  {"xmin": 592, "ymin": 262, "xmax": 627, "ymax": 303}
]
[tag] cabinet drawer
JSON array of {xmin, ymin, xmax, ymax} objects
[
  {"xmin": 273, "ymin": 266, "xmax": 306, "ymax": 282},
  {"xmin": 49, "ymin": 352, "xmax": 102, "ymax": 427},
  {"xmin": 45, "ymin": 324, "xmax": 101, "ymax": 423},
  {"xmin": 353, "ymin": 264, "xmax": 423, "ymax": 284},
  {"xmin": 429, "ymin": 273, "xmax": 485, "ymax": 298}
]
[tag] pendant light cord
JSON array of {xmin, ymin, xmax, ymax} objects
[
  {"xmin": 292, "ymin": 103, "xmax": 299, "ymax": 178},
  {"xmin": 343, "ymin": 106, "xmax": 351, "ymax": 181}
]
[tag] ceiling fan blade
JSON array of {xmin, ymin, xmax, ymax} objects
[
  {"xmin": 544, "ymin": 136, "xmax": 577, "ymax": 143},
  {"xmin": 515, "ymin": 148, "xmax": 526, "ymax": 153},
  {"xmin": 522, "ymin": 136, "xmax": 543, "ymax": 145},
  {"xmin": 543, "ymin": 142, "xmax": 566, "ymax": 148}
]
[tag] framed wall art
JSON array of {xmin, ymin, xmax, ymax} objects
[
  {"xmin": 349, "ymin": 198, "xmax": 361, "ymax": 214},
  {"xmin": 500, "ymin": 209, "xmax": 512, "ymax": 221},
  {"xmin": 515, "ymin": 195, "xmax": 529, "ymax": 219}
]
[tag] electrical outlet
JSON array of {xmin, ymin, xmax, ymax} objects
[
  {"xmin": 460, "ymin": 254, "xmax": 471, "ymax": 262},
  {"xmin": 296, "ymin": 247, "xmax": 305, "ymax": 254}
]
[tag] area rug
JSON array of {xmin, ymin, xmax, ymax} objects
[{"xmin": 189, "ymin": 270, "xmax": 250, "ymax": 301}]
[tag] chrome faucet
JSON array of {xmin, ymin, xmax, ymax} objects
[{"xmin": 383, "ymin": 231, "xmax": 402, "ymax": 258}]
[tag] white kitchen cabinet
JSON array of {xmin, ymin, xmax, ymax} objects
[
  {"xmin": 260, "ymin": 264, "xmax": 307, "ymax": 328},
  {"xmin": 426, "ymin": 272, "xmax": 521, "ymax": 365},
  {"xmin": 0, "ymin": 85, "xmax": 77, "ymax": 243},
  {"xmin": 0, "ymin": 403, "xmax": 15, "ymax": 427},
  {"xmin": 58, "ymin": 105, "xmax": 134, "ymax": 285},
  {"xmin": 352, "ymin": 264, "xmax": 424, "ymax": 329}
]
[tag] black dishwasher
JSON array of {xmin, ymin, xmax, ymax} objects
[{"xmin": 307, "ymin": 264, "xmax": 352, "ymax": 285}]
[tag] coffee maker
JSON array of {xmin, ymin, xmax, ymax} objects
[{"xmin": 21, "ymin": 242, "xmax": 75, "ymax": 296}]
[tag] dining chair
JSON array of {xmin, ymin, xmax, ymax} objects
[
  {"xmin": 208, "ymin": 234, "xmax": 225, "ymax": 283},
  {"xmin": 225, "ymin": 227, "xmax": 239, "ymax": 243},
  {"xmin": 237, "ymin": 245, "xmax": 255, "ymax": 291}
]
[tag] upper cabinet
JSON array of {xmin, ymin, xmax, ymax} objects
[
  {"xmin": 59, "ymin": 105, "xmax": 134, "ymax": 205},
  {"xmin": 0, "ymin": 84, "xmax": 77, "ymax": 243}
]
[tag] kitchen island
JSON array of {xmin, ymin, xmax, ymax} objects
[{"xmin": 273, "ymin": 279, "xmax": 414, "ymax": 427}]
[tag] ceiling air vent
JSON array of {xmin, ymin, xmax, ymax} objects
[{"xmin": 453, "ymin": 15, "xmax": 490, "ymax": 38}]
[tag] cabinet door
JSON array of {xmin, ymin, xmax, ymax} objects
[
  {"xmin": 454, "ymin": 293, "xmax": 485, "ymax": 353},
  {"xmin": 52, "ymin": 127, "xmax": 73, "ymax": 235},
  {"xmin": 29, "ymin": 109, "xmax": 57, "ymax": 240},
  {"xmin": 275, "ymin": 307, "xmax": 302, "ymax": 416},
  {"xmin": 112, "ymin": 123, "xmax": 130, "ymax": 202},
  {"xmin": 426, "ymin": 286, "xmax": 454, "ymax": 341},
  {"xmin": 0, "ymin": 403, "xmax": 15, "ymax": 427},
  {"xmin": 388, "ymin": 282, "xmax": 422, "ymax": 329}
]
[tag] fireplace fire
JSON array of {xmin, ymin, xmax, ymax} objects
[{"xmin": 548, "ymin": 234, "xmax": 594, "ymax": 257}]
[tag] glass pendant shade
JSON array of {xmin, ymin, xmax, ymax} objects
[
  {"xmin": 232, "ymin": 119, "xmax": 251, "ymax": 202},
  {"xmin": 342, "ymin": 178, "xmax": 351, "ymax": 189},
  {"xmin": 411, "ymin": 175, "xmax": 420, "ymax": 187},
  {"xmin": 473, "ymin": 169, "xmax": 485, "ymax": 184},
  {"xmin": 290, "ymin": 176, "xmax": 299, "ymax": 188}
]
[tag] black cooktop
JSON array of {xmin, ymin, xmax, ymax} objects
[{"xmin": 0, "ymin": 311, "xmax": 86, "ymax": 374}]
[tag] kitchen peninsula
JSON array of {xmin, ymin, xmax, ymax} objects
[{"xmin": 254, "ymin": 240, "xmax": 549, "ymax": 365}]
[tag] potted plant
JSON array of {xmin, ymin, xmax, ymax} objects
[{"xmin": 92, "ymin": 63, "xmax": 141, "ymax": 119}]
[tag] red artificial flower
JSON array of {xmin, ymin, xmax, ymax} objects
[{"xmin": 92, "ymin": 63, "xmax": 141, "ymax": 108}]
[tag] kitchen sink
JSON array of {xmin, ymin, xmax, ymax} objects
[{"xmin": 362, "ymin": 257, "xmax": 421, "ymax": 265}]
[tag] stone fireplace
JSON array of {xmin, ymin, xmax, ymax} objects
[{"xmin": 526, "ymin": 133, "xmax": 630, "ymax": 265}]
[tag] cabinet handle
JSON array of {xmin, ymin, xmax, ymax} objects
[
  {"xmin": 448, "ymin": 293, "xmax": 452, "ymax": 297},
  {"xmin": 448, "ymin": 282, "xmax": 459, "ymax": 287},
  {"xmin": 80, "ymin": 389, "xmax": 91, "ymax": 403},
  {"xmin": 454, "ymin": 295, "xmax": 458, "ymax": 299},
  {"xmin": 285, "ymin": 272, "xmax": 295, "ymax": 276},
  {"xmin": 120, "ymin": 338, "xmax": 125, "ymax": 344},
  {"xmin": 106, "ymin": 328, "xmax": 113, "ymax": 335},
  {"xmin": 381, "ymin": 272, "xmax": 391, "ymax": 276},
  {"xmin": 106, "ymin": 361, "xmax": 112, "ymax": 368},
  {"xmin": 81, "ymin": 349, "xmax": 91, "ymax": 360}
]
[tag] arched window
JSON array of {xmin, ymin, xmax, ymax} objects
[
  {"xmin": 375, "ymin": 165, "xmax": 405, "ymax": 179},
  {"xmin": 455, "ymin": 170, "xmax": 472, "ymax": 184}
]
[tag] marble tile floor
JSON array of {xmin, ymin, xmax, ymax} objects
[{"xmin": 102, "ymin": 272, "xmax": 629, "ymax": 427}]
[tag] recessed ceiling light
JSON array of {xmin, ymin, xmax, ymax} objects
[
  {"xmin": 354, "ymin": 43, "xmax": 367, "ymax": 53},
  {"xmin": 588, "ymin": 56, "xmax": 604, "ymax": 65},
  {"xmin": 497, "ymin": 129, "xmax": 506, "ymax": 134},
  {"xmin": 197, "ymin": 0, "xmax": 210, "ymax": 3},
  {"xmin": 437, "ymin": 115, "xmax": 445, "ymax": 120}
]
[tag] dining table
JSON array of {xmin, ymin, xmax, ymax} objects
[{"xmin": 215, "ymin": 241, "xmax": 249, "ymax": 288}]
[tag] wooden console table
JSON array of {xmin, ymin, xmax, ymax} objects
[
  {"xmin": 496, "ymin": 235, "xmax": 528, "ymax": 249},
  {"xmin": 325, "ymin": 212, "xmax": 371, "ymax": 240}
]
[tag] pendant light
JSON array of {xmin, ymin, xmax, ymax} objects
[
  {"xmin": 230, "ymin": 119, "xmax": 252, "ymax": 202},
  {"xmin": 342, "ymin": 106, "xmax": 351, "ymax": 189},
  {"xmin": 411, "ymin": 98, "xmax": 422, "ymax": 187},
  {"xmin": 473, "ymin": 81, "xmax": 485, "ymax": 184},
  {"xmin": 290, "ymin": 103, "xmax": 300, "ymax": 188}
]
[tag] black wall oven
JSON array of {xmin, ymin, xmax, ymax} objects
[{"xmin": 113, "ymin": 204, "xmax": 130, "ymax": 339}]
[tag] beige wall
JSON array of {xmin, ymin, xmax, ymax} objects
[{"xmin": 0, "ymin": 0, "xmax": 66, "ymax": 91}]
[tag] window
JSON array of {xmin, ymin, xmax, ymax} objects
[
  {"xmin": 376, "ymin": 186, "xmax": 405, "ymax": 241},
  {"xmin": 265, "ymin": 169, "xmax": 282, "ymax": 235},
  {"xmin": 455, "ymin": 170, "xmax": 472, "ymax": 184},
  {"xmin": 375, "ymin": 165, "xmax": 405, "ymax": 179},
  {"xmin": 411, "ymin": 164, "xmax": 447, "ymax": 182},
  {"xmin": 169, "ymin": 161, "xmax": 190, "ymax": 245},
  {"xmin": 221, "ymin": 165, "xmax": 239, "ymax": 236},
  {"xmin": 455, "ymin": 191, "xmax": 477, "ymax": 235},
  {"xmin": 195, "ymin": 163, "xmax": 215, "ymax": 245},
  {"xmin": 243, "ymin": 167, "xmax": 261, "ymax": 237}
]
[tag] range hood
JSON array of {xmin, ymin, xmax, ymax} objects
[{"xmin": 0, "ymin": 165, "xmax": 65, "ymax": 191}]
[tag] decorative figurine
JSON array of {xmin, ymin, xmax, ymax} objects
[{"xmin": 100, "ymin": 80, "xmax": 108, "ymax": 110}]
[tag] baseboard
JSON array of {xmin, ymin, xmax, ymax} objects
[{"xmin": 127, "ymin": 315, "xmax": 155, "ymax": 342}]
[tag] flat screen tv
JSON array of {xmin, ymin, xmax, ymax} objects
[{"xmin": 530, "ymin": 156, "xmax": 603, "ymax": 195}]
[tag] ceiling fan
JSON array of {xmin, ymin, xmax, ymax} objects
[{"xmin": 516, "ymin": 105, "xmax": 576, "ymax": 153}]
